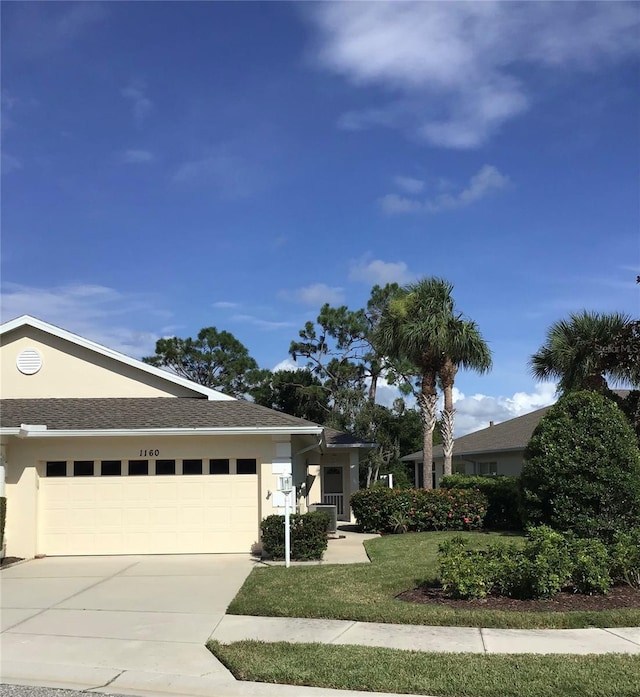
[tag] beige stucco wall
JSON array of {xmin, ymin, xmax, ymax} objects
[
  {"xmin": 4, "ymin": 432, "xmax": 296, "ymax": 558},
  {"xmin": 1, "ymin": 327, "xmax": 203, "ymax": 398}
]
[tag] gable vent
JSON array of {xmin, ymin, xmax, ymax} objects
[{"xmin": 16, "ymin": 348, "xmax": 43, "ymax": 375}]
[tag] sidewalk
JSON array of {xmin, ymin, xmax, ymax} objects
[{"xmin": 210, "ymin": 614, "xmax": 640, "ymax": 655}]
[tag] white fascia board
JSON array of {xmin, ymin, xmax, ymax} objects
[
  {"xmin": 0, "ymin": 315, "xmax": 233, "ymax": 401},
  {"xmin": 11, "ymin": 426, "xmax": 325, "ymax": 438},
  {"xmin": 326, "ymin": 442, "xmax": 377, "ymax": 449}
]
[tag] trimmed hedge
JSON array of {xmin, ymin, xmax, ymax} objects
[
  {"xmin": 350, "ymin": 487, "xmax": 487, "ymax": 534},
  {"xmin": 260, "ymin": 511, "xmax": 329, "ymax": 561},
  {"xmin": 440, "ymin": 474, "xmax": 522, "ymax": 530},
  {"xmin": 0, "ymin": 496, "xmax": 5, "ymax": 550}
]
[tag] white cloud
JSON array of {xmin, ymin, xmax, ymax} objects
[
  {"xmin": 118, "ymin": 149, "xmax": 154, "ymax": 164},
  {"xmin": 380, "ymin": 165, "xmax": 509, "ymax": 214},
  {"xmin": 349, "ymin": 257, "xmax": 416, "ymax": 285},
  {"xmin": 212, "ymin": 301, "xmax": 239, "ymax": 309},
  {"xmin": 231, "ymin": 314, "xmax": 294, "ymax": 331},
  {"xmin": 280, "ymin": 283, "xmax": 345, "ymax": 306},
  {"xmin": 308, "ymin": 2, "xmax": 639, "ymax": 148},
  {"xmin": 451, "ymin": 382, "xmax": 557, "ymax": 436},
  {"xmin": 122, "ymin": 81, "xmax": 153, "ymax": 127},
  {"xmin": 172, "ymin": 153, "xmax": 262, "ymax": 199},
  {"xmin": 426, "ymin": 165, "xmax": 510, "ymax": 212},
  {"xmin": 0, "ymin": 282, "xmax": 166, "ymax": 358},
  {"xmin": 379, "ymin": 193, "xmax": 422, "ymax": 214},
  {"xmin": 272, "ymin": 357, "xmax": 302, "ymax": 373},
  {"xmin": 394, "ymin": 175, "xmax": 425, "ymax": 194}
]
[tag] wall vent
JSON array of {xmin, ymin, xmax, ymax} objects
[{"xmin": 16, "ymin": 348, "xmax": 43, "ymax": 375}]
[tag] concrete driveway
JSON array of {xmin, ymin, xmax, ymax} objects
[{"xmin": 0, "ymin": 554, "xmax": 254, "ymax": 689}]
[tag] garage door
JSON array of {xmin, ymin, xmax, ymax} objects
[{"xmin": 39, "ymin": 470, "xmax": 259, "ymax": 555}]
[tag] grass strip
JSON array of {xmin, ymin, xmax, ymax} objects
[
  {"xmin": 209, "ymin": 640, "xmax": 640, "ymax": 697},
  {"xmin": 228, "ymin": 531, "xmax": 640, "ymax": 629}
]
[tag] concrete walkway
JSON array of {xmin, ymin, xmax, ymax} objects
[{"xmin": 211, "ymin": 614, "xmax": 640, "ymax": 655}]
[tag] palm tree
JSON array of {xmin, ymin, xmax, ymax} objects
[
  {"xmin": 530, "ymin": 311, "xmax": 633, "ymax": 394},
  {"xmin": 438, "ymin": 318, "xmax": 492, "ymax": 477},
  {"xmin": 376, "ymin": 278, "xmax": 491, "ymax": 487}
]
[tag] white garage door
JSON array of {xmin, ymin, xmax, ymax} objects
[{"xmin": 39, "ymin": 473, "xmax": 259, "ymax": 555}]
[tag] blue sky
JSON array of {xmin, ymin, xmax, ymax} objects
[{"xmin": 2, "ymin": 1, "xmax": 639, "ymax": 433}]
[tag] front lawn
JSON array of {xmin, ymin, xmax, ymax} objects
[
  {"xmin": 227, "ymin": 531, "xmax": 640, "ymax": 628},
  {"xmin": 209, "ymin": 640, "xmax": 640, "ymax": 697}
]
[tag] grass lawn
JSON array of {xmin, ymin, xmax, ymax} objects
[
  {"xmin": 227, "ymin": 531, "xmax": 640, "ymax": 629},
  {"xmin": 209, "ymin": 640, "xmax": 640, "ymax": 697}
]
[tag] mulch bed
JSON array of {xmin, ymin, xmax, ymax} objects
[
  {"xmin": 397, "ymin": 584, "xmax": 640, "ymax": 612},
  {"xmin": 0, "ymin": 557, "xmax": 24, "ymax": 568}
]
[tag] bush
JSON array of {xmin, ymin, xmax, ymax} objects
[
  {"xmin": 350, "ymin": 487, "xmax": 488, "ymax": 534},
  {"xmin": 437, "ymin": 526, "xmax": 612, "ymax": 600},
  {"xmin": 520, "ymin": 391, "xmax": 640, "ymax": 541},
  {"xmin": 438, "ymin": 537, "xmax": 492, "ymax": 599},
  {"xmin": 522, "ymin": 526, "xmax": 573, "ymax": 599},
  {"xmin": 260, "ymin": 511, "xmax": 329, "ymax": 561},
  {"xmin": 440, "ymin": 474, "xmax": 522, "ymax": 530},
  {"xmin": 569, "ymin": 537, "xmax": 611, "ymax": 595},
  {"xmin": 610, "ymin": 529, "xmax": 640, "ymax": 588},
  {"xmin": 0, "ymin": 496, "xmax": 5, "ymax": 550}
]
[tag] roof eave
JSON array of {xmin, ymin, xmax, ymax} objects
[{"xmin": 8, "ymin": 426, "xmax": 325, "ymax": 439}]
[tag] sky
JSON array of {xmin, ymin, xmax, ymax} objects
[{"xmin": 2, "ymin": 1, "xmax": 639, "ymax": 436}]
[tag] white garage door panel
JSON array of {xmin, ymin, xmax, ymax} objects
[{"xmin": 39, "ymin": 475, "xmax": 259, "ymax": 555}]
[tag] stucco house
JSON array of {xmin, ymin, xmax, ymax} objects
[
  {"xmin": 401, "ymin": 407, "xmax": 552, "ymax": 488},
  {"xmin": 0, "ymin": 315, "xmax": 372, "ymax": 559}
]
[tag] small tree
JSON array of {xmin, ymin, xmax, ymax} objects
[{"xmin": 520, "ymin": 391, "xmax": 640, "ymax": 541}]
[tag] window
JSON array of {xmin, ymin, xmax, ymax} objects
[
  {"xmin": 101, "ymin": 460, "xmax": 121, "ymax": 476},
  {"xmin": 477, "ymin": 461, "xmax": 498, "ymax": 477},
  {"xmin": 155, "ymin": 459, "xmax": 176, "ymax": 475},
  {"xmin": 128, "ymin": 460, "xmax": 148, "ymax": 476},
  {"xmin": 183, "ymin": 459, "xmax": 203, "ymax": 475},
  {"xmin": 237, "ymin": 458, "xmax": 257, "ymax": 475},
  {"xmin": 46, "ymin": 461, "xmax": 66, "ymax": 477},
  {"xmin": 209, "ymin": 458, "xmax": 229, "ymax": 475},
  {"xmin": 73, "ymin": 460, "xmax": 94, "ymax": 477},
  {"xmin": 453, "ymin": 461, "xmax": 467, "ymax": 475}
]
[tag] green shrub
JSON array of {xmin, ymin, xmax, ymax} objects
[
  {"xmin": 610, "ymin": 529, "xmax": 640, "ymax": 588},
  {"xmin": 0, "ymin": 496, "xmax": 5, "ymax": 550},
  {"xmin": 569, "ymin": 537, "xmax": 611, "ymax": 595},
  {"xmin": 438, "ymin": 537, "xmax": 492, "ymax": 599},
  {"xmin": 260, "ymin": 511, "xmax": 329, "ymax": 561},
  {"xmin": 440, "ymin": 474, "xmax": 522, "ymax": 530},
  {"xmin": 522, "ymin": 526, "xmax": 573, "ymax": 599},
  {"xmin": 350, "ymin": 487, "xmax": 487, "ymax": 534},
  {"xmin": 520, "ymin": 391, "xmax": 640, "ymax": 541},
  {"xmin": 437, "ymin": 526, "xmax": 609, "ymax": 600}
]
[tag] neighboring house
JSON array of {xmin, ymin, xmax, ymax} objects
[
  {"xmin": 0, "ymin": 316, "xmax": 371, "ymax": 559},
  {"xmin": 401, "ymin": 407, "xmax": 552, "ymax": 488}
]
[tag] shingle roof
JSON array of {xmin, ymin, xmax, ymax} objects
[
  {"xmin": 401, "ymin": 406, "xmax": 551, "ymax": 461},
  {"xmin": 0, "ymin": 398, "xmax": 321, "ymax": 431},
  {"xmin": 323, "ymin": 427, "xmax": 377, "ymax": 448}
]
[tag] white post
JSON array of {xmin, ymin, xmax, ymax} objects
[
  {"xmin": 278, "ymin": 474, "xmax": 293, "ymax": 568},
  {"xmin": 284, "ymin": 489, "xmax": 291, "ymax": 568}
]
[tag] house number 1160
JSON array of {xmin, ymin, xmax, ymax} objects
[{"xmin": 139, "ymin": 449, "xmax": 160, "ymax": 457}]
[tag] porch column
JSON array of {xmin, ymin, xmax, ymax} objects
[{"xmin": 348, "ymin": 450, "xmax": 359, "ymax": 522}]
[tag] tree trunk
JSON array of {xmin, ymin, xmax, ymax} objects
[
  {"xmin": 417, "ymin": 371, "xmax": 438, "ymax": 489},
  {"xmin": 440, "ymin": 359, "xmax": 458, "ymax": 478}
]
